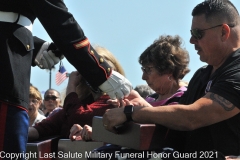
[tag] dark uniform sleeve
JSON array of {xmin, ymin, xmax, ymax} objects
[{"xmin": 27, "ymin": 0, "xmax": 112, "ymax": 89}]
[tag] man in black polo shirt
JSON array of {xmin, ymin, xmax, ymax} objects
[{"xmin": 103, "ymin": 0, "xmax": 240, "ymax": 157}]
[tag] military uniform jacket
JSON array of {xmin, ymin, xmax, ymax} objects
[{"xmin": 0, "ymin": 0, "xmax": 111, "ymax": 109}]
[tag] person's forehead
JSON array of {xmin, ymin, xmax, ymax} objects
[
  {"xmin": 29, "ymin": 95, "xmax": 40, "ymax": 99},
  {"xmin": 191, "ymin": 14, "xmax": 208, "ymax": 29},
  {"xmin": 46, "ymin": 90, "xmax": 58, "ymax": 96}
]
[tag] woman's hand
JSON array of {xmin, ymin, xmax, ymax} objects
[
  {"xmin": 107, "ymin": 90, "xmax": 152, "ymax": 108},
  {"xmin": 68, "ymin": 71, "xmax": 81, "ymax": 87},
  {"xmin": 69, "ymin": 124, "xmax": 83, "ymax": 141},
  {"xmin": 80, "ymin": 125, "xmax": 93, "ymax": 141},
  {"xmin": 107, "ymin": 90, "xmax": 142, "ymax": 107},
  {"xmin": 66, "ymin": 71, "xmax": 81, "ymax": 95},
  {"xmin": 69, "ymin": 124, "xmax": 93, "ymax": 141},
  {"xmin": 106, "ymin": 99, "xmax": 121, "ymax": 107}
]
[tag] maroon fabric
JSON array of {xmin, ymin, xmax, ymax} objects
[
  {"xmin": 34, "ymin": 92, "xmax": 114, "ymax": 138},
  {"xmin": 0, "ymin": 102, "xmax": 7, "ymax": 152}
]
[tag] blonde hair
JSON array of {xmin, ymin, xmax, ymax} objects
[
  {"xmin": 76, "ymin": 46, "xmax": 125, "ymax": 100},
  {"xmin": 29, "ymin": 85, "xmax": 42, "ymax": 100},
  {"xmin": 94, "ymin": 45, "xmax": 125, "ymax": 76}
]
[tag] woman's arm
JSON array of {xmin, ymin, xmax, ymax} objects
[
  {"xmin": 66, "ymin": 71, "xmax": 81, "ymax": 95},
  {"xmin": 28, "ymin": 127, "xmax": 39, "ymax": 140}
]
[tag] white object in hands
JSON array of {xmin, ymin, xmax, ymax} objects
[
  {"xmin": 35, "ymin": 42, "xmax": 62, "ymax": 69},
  {"xmin": 99, "ymin": 70, "xmax": 132, "ymax": 100}
]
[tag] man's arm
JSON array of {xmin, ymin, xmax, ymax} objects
[
  {"xmin": 27, "ymin": 0, "xmax": 132, "ymax": 100},
  {"xmin": 103, "ymin": 92, "xmax": 240, "ymax": 132}
]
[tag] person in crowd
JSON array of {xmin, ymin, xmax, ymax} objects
[
  {"xmin": 139, "ymin": 35, "xmax": 189, "ymax": 107},
  {"xmin": 0, "ymin": 1, "xmax": 131, "ymax": 158},
  {"xmin": 43, "ymin": 89, "xmax": 62, "ymax": 117},
  {"xmin": 38, "ymin": 103, "xmax": 45, "ymax": 115},
  {"xmin": 28, "ymin": 85, "xmax": 46, "ymax": 126},
  {"xmin": 28, "ymin": 46, "xmax": 125, "ymax": 141},
  {"xmin": 134, "ymin": 85, "xmax": 155, "ymax": 98},
  {"xmin": 103, "ymin": 0, "xmax": 240, "ymax": 156},
  {"xmin": 73, "ymin": 35, "xmax": 190, "ymax": 148}
]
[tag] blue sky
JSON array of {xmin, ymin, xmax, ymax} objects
[{"xmin": 31, "ymin": 0, "xmax": 240, "ymax": 95}]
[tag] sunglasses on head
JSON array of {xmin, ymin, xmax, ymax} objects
[
  {"xmin": 44, "ymin": 96, "xmax": 59, "ymax": 101},
  {"xmin": 190, "ymin": 24, "xmax": 234, "ymax": 40}
]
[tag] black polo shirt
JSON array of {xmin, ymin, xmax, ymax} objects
[{"xmin": 180, "ymin": 49, "xmax": 240, "ymax": 155}]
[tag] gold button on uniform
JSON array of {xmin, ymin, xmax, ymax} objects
[
  {"xmin": 26, "ymin": 45, "xmax": 30, "ymax": 50},
  {"xmin": 107, "ymin": 68, "xmax": 111, "ymax": 72},
  {"xmin": 90, "ymin": 50, "xmax": 94, "ymax": 55},
  {"xmin": 99, "ymin": 58, "xmax": 104, "ymax": 63}
]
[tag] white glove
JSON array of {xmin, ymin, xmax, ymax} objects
[
  {"xmin": 99, "ymin": 70, "xmax": 133, "ymax": 100},
  {"xmin": 35, "ymin": 42, "xmax": 63, "ymax": 69}
]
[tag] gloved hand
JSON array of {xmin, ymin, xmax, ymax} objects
[
  {"xmin": 99, "ymin": 70, "xmax": 132, "ymax": 100},
  {"xmin": 35, "ymin": 42, "xmax": 64, "ymax": 69}
]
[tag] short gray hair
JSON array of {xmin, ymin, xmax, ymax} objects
[{"xmin": 134, "ymin": 85, "xmax": 155, "ymax": 98}]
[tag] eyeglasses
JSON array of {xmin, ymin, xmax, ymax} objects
[
  {"xmin": 141, "ymin": 66, "xmax": 155, "ymax": 75},
  {"xmin": 29, "ymin": 99, "xmax": 39, "ymax": 105},
  {"xmin": 44, "ymin": 96, "xmax": 59, "ymax": 101},
  {"xmin": 190, "ymin": 24, "xmax": 234, "ymax": 40}
]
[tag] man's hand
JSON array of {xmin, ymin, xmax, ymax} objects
[
  {"xmin": 103, "ymin": 108, "xmax": 127, "ymax": 133},
  {"xmin": 35, "ymin": 42, "xmax": 64, "ymax": 69},
  {"xmin": 99, "ymin": 71, "xmax": 132, "ymax": 100}
]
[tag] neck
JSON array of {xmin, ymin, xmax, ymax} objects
[
  {"xmin": 157, "ymin": 81, "xmax": 180, "ymax": 101},
  {"xmin": 29, "ymin": 113, "xmax": 38, "ymax": 126},
  {"xmin": 47, "ymin": 108, "xmax": 54, "ymax": 113}
]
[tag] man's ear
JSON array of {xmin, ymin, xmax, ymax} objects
[{"xmin": 221, "ymin": 24, "xmax": 231, "ymax": 41}]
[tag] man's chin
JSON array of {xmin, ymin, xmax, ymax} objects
[
  {"xmin": 199, "ymin": 56, "xmax": 207, "ymax": 63},
  {"xmin": 46, "ymin": 106, "xmax": 56, "ymax": 110}
]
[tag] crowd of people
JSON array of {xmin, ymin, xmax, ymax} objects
[
  {"xmin": 28, "ymin": 46, "xmax": 125, "ymax": 141},
  {"xmin": 1, "ymin": 0, "xmax": 240, "ymax": 159}
]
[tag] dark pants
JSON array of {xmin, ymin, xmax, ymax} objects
[{"xmin": 0, "ymin": 102, "xmax": 29, "ymax": 160}]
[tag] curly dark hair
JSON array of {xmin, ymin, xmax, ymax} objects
[
  {"xmin": 192, "ymin": 0, "xmax": 239, "ymax": 25},
  {"xmin": 139, "ymin": 35, "xmax": 190, "ymax": 80}
]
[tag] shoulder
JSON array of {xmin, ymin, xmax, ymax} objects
[
  {"xmin": 63, "ymin": 92, "xmax": 81, "ymax": 108},
  {"xmin": 193, "ymin": 65, "xmax": 212, "ymax": 77},
  {"xmin": 33, "ymin": 114, "xmax": 46, "ymax": 126}
]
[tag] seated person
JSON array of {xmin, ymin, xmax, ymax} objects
[
  {"xmin": 28, "ymin": 85, "xmax": 46, "ymax": 126},
  {"xmin": 28, "ymin": 46, "xmax": 125, "ymax": 140},
  {"xmin": 70, "ymin": 35, "xmax": 190, "ymax": 147},
  {"xmin": 43, "ymin": 88, "xmax": 62, "ymax": 117}
]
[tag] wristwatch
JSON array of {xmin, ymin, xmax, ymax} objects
[{"xmin": 124, "ymin": 105, "xmax": 134, "ymax": 122}]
